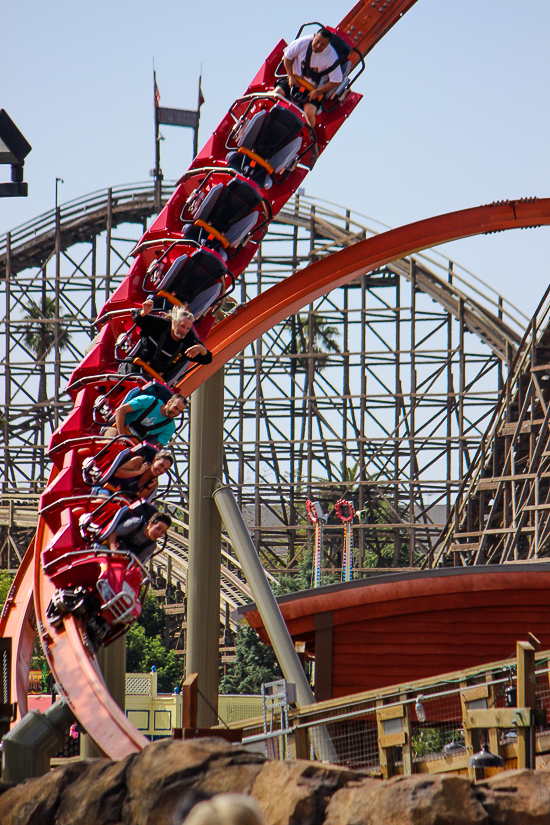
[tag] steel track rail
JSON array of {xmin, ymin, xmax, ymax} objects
[
  {"xmin": 175, "ymin": 199, "xmax": 550, "ymax": 399},
  {"xmin": 0, "ymin": 539, "xmax": 36, "ymax": 722},
  {"xmin": 33, "ymin": 518, "xmax": 148, "ymax": 757}
]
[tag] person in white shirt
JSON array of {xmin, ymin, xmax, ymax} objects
[{"xmin": 275, "ymin": 28, "xmax": 343, "ymax": 128}]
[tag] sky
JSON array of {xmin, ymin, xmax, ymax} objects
[{"xmin": 2, "ymin": 0, "xmax": 550, "ymax": 319}]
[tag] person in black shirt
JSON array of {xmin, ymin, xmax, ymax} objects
[
  {"xmin": 108, "ymin": 510, "xmax": 172, "ymax": 564},
  {"xmin": 122, "ymin": 300, "xmax": 212, "ymax": 384}
]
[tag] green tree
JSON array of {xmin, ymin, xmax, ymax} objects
[
  {"xmin": 125, "ymin": 592, "xmax": 182, "ymax": 692},
  {"xmin": 273, "ymin": 544, "xmax": 314, "ymax": 594},
  {"xmin": 292, "ymin": 312, "xmax": 341, "ymax": 374},
  {"xmin": 22, "ymin": 296, "xmax": 72, "ymax": 404},
  {"xmin": 219, "ymin": 626, "xmax": 282, "ymax": 695},
  {"xmin": 0, "ymin": 570, "xmax": 14, "ymax": 608},
  {"xmin": 220, "ymin": 550, "xmax": 318, "ymax": 696}
]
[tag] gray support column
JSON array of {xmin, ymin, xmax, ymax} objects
[
  {"xmin": 81, "ymin": 635, "xmax": 126, "ymax": 757},
  {"xmin": 185, "ymin": 368, "xmax": 224, "ymax": 726},
  {"xmin": 213, "ymin": 485, "xmax": 338, "ymax": 763}
]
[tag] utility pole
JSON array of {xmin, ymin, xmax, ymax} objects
[{"xmin": 185, "ymin": 369, "xmax": 224, "ymax": 726}]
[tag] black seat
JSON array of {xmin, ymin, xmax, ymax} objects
[
  {"xmin": 182, "ymin": 176, "xmax": 264, "ymax": 250},
  {"xmin": 227, "ymin": 104, "xmax": 305, "ymax": 185},
  {"xmin": 320, "ymin": 33, "xmax": 354, "ymax": 107},
  {"xmin": 154, "ymin": 248, "xmax": 228, "ymax": 305}
]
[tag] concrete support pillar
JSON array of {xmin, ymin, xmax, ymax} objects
[
  {"xmin": 80, "ymin": 634, "xmax": 126, "ymax": 757},
  {"xmin": 186, "ymin": 369, "xmax": 224, "ymax": 726}
]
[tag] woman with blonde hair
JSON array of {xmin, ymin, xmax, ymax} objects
[{"xmin": 183, "ymin": 793, "xmax": 267, "ymax": 825}]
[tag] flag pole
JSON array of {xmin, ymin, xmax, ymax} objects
[
  {"xmin": 153, "ymin": 69, "xmax": 163, "ymax": 212},
  {"xmin": 194, "ymin": 72, "xmax": 204, "ymax": 160}
]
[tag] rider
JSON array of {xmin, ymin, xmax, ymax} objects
[
  {"xmin": 111, "ymin": 447, "xmax": 173, "ymax": 500},
  {"xmin": 275, "ymin": 28, "xmax": 343, "ymax": 128},
  {"xmin": 103, "ymin": 391, "xmax": 187, "ymax": 447},
  {"xmin": 122, "ymin": 300, "xmax": 212, "ymax": 383},
  {"xmin": 108, "ymin": 510, "xmax": 172, "ymax": 564}
]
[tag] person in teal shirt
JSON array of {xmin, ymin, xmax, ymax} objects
[{"xmin": 105, "ymin": 392, "xmax": 187, "ymax": 447}]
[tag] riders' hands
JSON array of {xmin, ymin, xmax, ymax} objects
[
  {"xmin": 140, "ymin": 461, "xmax": 152, "ymax": 475},
  {"xmin": 141, "ymin": 299, "xmax": 154, "ymax": 315},
  {"xmin": 185, "ymin": 344, "xmax": 207, "ymax": 358}
]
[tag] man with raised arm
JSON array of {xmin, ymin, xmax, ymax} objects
[{"xmin": 122, "ymin": 300, "xmax": 212, "ymax": 384}]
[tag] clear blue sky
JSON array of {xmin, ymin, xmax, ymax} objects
[{"xmin": 2, "ymin": 0, "xmax": 549, "ymax": 317}]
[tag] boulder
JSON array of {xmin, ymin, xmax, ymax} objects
[
  {"xmin": 0, "ymin": 760, "xmax": 90, "ymax": 825},
  {"xmin": 250, "ymin": 759, "xmax": 359, "ymax": 825},
  {"xmin": 3, "ymin": 739, "xmax": 550, "ymax": 825},
  {"xmin": 324, "ymin": 774, "xmax": 489, "ymax": 825},
  {"xmin": 56, "ymin": 756, "xmax": 135, "ymax": 825},
  {"xmin": 123, "ymin": 738, "xmax": 266, "ymax": 825},
  {"xmin": 476, "ymin": 768, "xmax": 550, "ymax": 825}
]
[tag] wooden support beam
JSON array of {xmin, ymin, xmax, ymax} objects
[
  {"xmin": 314, "ymin": 611, "xmax": 333, "ymax": 702},
  {"xmin": 517, "ymin": 641, "xmax": 536, "ymax": 769},
  {"xmin": 377, "ymin": 702, "xmax": 407, "ymax": 777},
  {"xmin": 181, "ymin": 672, "xmax": 199, "ymax": 731}
]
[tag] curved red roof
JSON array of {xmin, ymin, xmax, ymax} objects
[{"xmin": 236, "ymin": 565, "xmax": 550, "ymax": 696}]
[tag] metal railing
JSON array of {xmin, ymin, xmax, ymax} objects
[{"xmin": 231, "ymin": 645, "xmax": 550, "ymax": 776}]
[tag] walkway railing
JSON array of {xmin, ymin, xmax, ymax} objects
[{"xmin": 228, "ymin": 643, "xmax": 550, "ymax": 777}]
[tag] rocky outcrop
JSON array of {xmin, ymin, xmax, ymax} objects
[{"xmin": 0, "ymin": 738, "xmax": 550, "ymax": 825}]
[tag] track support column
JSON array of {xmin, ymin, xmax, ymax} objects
[
  {"xmin": 186, "ymin": 368, "xmax": 224, "ymax": 726},
  {"xmin": 80, "ymin": 635, "xmax": 126, "ymax": 757}
]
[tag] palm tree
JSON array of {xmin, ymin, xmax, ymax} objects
[
  {"xmin": 22, "ymin": 296, "xmax": 71, "ymax": 405},
  {"xmin": 21, "ymin": 296, "xmax": 72, "ymax": 487},
  {"xmin": 292, "ymin": 312, "xmax": 341, "ymax": 374},
  {"xmin": 286, "ymin": 312, "xmax": 341, "ymax": 492}
]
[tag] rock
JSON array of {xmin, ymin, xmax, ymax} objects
[
  {"xmin": 324, "ymin": 773, "xmax": 489, "ymax": 825},
  {"xmin": 56, "ymin": 756, "xmax": 134, "ymax": 825},
  {"xmin": 476, "ymin": 768, "xmax": 550, "ymax": 824},
  {"xmin": 4, "ymin": 739, "xmax": 550, "ymax": 825},
  {"xmin": 0, "ymin": 760, "xmax": 90, "ymax": 825},
  {"xmin": 123, "ymin": 738, "xmax": 266, "ymax": 825},
  {"xmin": 250, "ymin": 759, "xmax": 359, "ymax": 825}
]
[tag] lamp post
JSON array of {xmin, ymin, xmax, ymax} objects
[{"xmin": 54, "ymin": 178, "xmax": 64, "ymax": 429}]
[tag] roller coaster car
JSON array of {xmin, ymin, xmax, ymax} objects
[
  {"xmin": 43, "ymin": 506, "xmax": 151, "ymax": 648},
  {"xmin": 143, "ymin": 245, "xmax": 232, "ymax": 317},
  {"xmin": 180, "ymin": 171, "xmax": 271, "ymax": 256},
  {"xmin": 81, "ymin": 437, "xmax": 157, "ymax": 490},
  {"xmin": 226, "ymin": 98, "xmax": 313, "ymax": 188}
]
